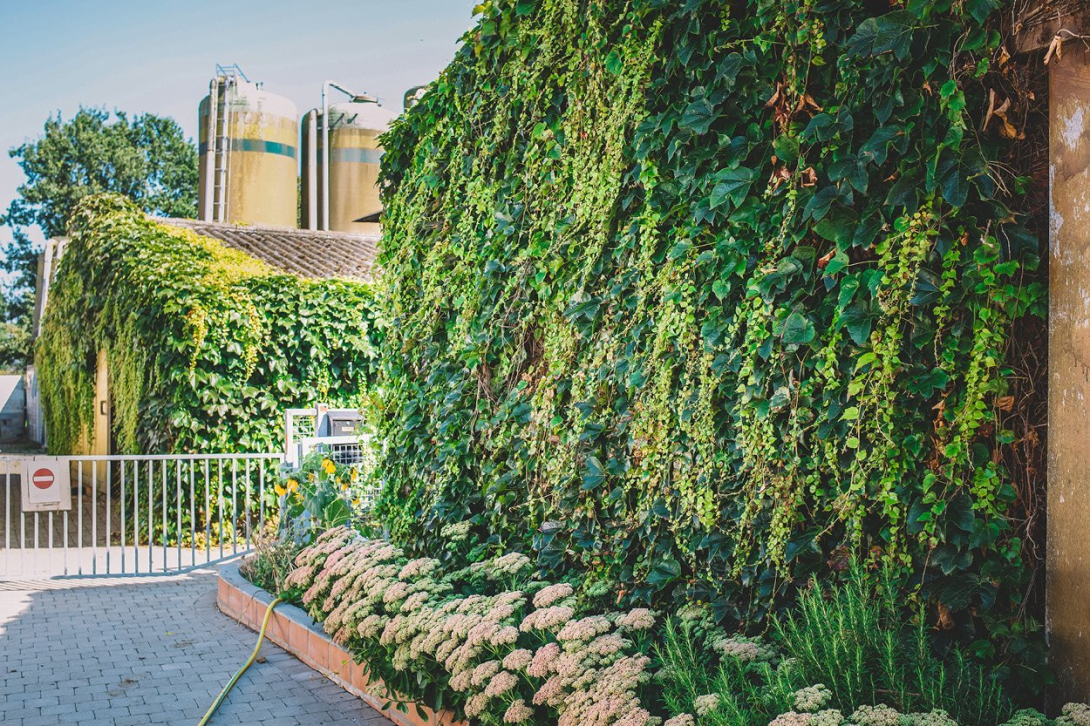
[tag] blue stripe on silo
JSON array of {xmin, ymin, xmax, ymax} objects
[
  {"xmin": 331, "ymin": 148, "xmax": 384, "ymax": 164},
  {"xmin": 197, "ymin": 140, "xmax": 297, "ymax": 159}
]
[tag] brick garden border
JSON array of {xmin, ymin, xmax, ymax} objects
[{"xmin": 217, "ymin": 562, "xmax": 467, "ymax": 726}]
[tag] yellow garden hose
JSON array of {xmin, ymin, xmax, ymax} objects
[{"xmin": 198, "ymin": 597, "xmax": 284, "ymax": 726}]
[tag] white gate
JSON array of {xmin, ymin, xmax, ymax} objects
[{"xmin": 0, "ymin": 453, "xmax": 283, "ymax": 580}]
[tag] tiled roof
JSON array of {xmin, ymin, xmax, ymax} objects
[{"xmin": 160, "ymin": 218, "xmax": 380, "ymax": 282}]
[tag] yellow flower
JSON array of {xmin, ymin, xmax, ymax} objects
[
  {"xmin": 274, "ymin": 483, "xmax": 287, "ymax": 497},
  {"xmin": 341, "ymin": 482, "xmax": 349, "ymax": 492},
  {"xmin": 322, "ymin": 458, "xmax": 336, "ymax": 475},
  {"xmin": 350, "ymin": 468, "xmax": 359, "ymax": 481},
  {"xmin": 287, "ymin": 478, "xmax": 299, "ymax": 492},
  {"xmin": 308, "ymin": 472, "xmax": 316, "ymax": 482}
]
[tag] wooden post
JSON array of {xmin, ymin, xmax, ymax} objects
[{"xmin": 1034, "ymin": 10, "xmax": 1090, "ymax": 702}]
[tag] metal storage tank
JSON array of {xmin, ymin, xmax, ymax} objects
[
  {"xmin": 198, "ymin": 65, "xmax": 298, "ymax": 228},
  {"xmin": 301, "ymin": 86, "xmax": 397, "ymax": 234}
]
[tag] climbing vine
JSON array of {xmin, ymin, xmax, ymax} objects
[
  {"xmin": 37, "ymin": 194, "xmax": 380, "ymax": 455},
  {"xmin": 374, "ymin": 0, "xmax": 1047, "ymax": 686}
]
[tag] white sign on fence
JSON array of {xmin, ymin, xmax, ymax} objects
[{"xmin": 21, "ymin": 457, "xmax": 72, "ymax": 512}]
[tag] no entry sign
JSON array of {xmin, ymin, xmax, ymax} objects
[
  {"xmin": 32, "ymin": 468, "xmax": 55, "ymax": 490},
  {"xmin": 21, "ymin": 457, "xmax": 72, "ymax": 512}
]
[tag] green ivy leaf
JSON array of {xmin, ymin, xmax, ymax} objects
[
  {"xmin": 711, "ymin": 167, "xmax": 755, "ymax": 209},
  {"xmin": 646, "ymin": 556, "xmax": 682, "ymax": 589},
  {"xmin": 680, "ymin": 98, "xmax": 717, "ymax": 135},
  {"xmin": 804, "ymin": 186, "xmax": 851, "ymax": 222},
  {"xmin": 716, "ymin": 53, "xmax": 745, "ymax": 88},
  {"xmin": 843, "ymin": 302, "xmax": 873, "ymax": 345},
  {"xmin": 846, "ymin": 11, "xmax": 915, "ymax": 60},
  {"xmin": 604, "ymin": 49, "xmax": 623, "ymax": 75},
  {"xmin": 824, "ymin": 252, "xmax": 850, "ymax": 276},
  {"xmin": 782, "ymin": 309, "xmax": 816, "ymax": 345},
  {"xmin": 582, "ymin": 455, "xmax": 605, "ymax": 490},
  {"xmin": 827, "ymin": 155, "xmax": 868, "ymax": 194}
]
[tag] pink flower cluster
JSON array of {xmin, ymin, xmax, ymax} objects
[
  {"xmin": 792, "ymin": 684, "xmax": 832, "ymax": 712},
  {"xmin": 1061, "ymin": 704, "xmax": 1090, "ymax": 726},
  {"xmin": 287, "ymin": 527, "xmax": 660, "ymax": 726},
  {"xmin": 709, "ymin": 633, "xmax": 776, "ymax": 663}
]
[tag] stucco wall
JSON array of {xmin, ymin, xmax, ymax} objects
[{"xmin": 0, "ymin": 375, "xmax": 26, "ymax": 443}]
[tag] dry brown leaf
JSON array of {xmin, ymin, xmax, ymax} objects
[
  {"xmin": 765, "ymin": 82, "xmax": 783, "ymax": 108},
  {"xmin": 936, "ymin": 602, "xmax": 956, "ymax": 630}
]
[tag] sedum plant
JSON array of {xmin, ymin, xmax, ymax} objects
[{"xmin": 283, "ymin": 528, "xmax": 1088, "ymax": 726}]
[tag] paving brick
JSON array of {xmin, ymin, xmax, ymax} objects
[{"xmin": 0, "ymin": 569, "xmax": 391, "ymax": 726}]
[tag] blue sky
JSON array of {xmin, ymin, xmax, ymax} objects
[{"xmin": 0, "ymin": 0, "xmax": 476, "ymax": 252}]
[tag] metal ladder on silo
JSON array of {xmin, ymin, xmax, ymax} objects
[{"xmin": 211, "ymin": 77, "xmax": 235, "ymax": 223}]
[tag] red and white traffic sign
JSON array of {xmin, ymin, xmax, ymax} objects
[
  {"xmin": 21, "ymin": 457, "xmax": 72, "ymax": 511},
  {"xmin": 32, "ymin": 468, "xmax": 55, "ymax": 490}
]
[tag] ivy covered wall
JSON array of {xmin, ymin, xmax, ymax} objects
[
  {"xmin": 38, "ymin": 194, "xmax": 379, "ymax": 455},
  {"xmin": 374, "ymin": 0, "xmax": 1047, "ymax": 682}
]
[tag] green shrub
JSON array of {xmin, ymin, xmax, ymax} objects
[
  {"xmin": 277, "ymin": 451, "xmax": 382, "ymax": 543},
  {"xmin": 240, "ymin": 523, "xmax": 299, "ymax": 594},
  {"xmin": 37, "ymin": 193, "xmax": 379, "ymax": 455},
  {"xmin": 374, "ymin": 0, "xmax": 1045, "ymax": 686}
]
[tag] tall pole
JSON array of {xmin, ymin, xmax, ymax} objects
[{"xmin": 321, "ymin": 80, "xmax": 366, "ymax": 231}]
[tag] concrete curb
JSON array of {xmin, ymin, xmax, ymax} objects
[{"xmin": 217, "ymin": 561, "xmax": 467, "ymax": 726}]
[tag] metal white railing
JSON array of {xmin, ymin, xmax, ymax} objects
[{"xmin": 0, "ymin": 453, "xmax": 283, "ymax": 580}]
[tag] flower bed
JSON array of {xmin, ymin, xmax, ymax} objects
[
  {"xmin": 269, "ymin": 527, "xmax": 1090, "ymax": 726},
  {"xmin": 217, "ymin": 561, "xmax": 465, "ymax": 726}
]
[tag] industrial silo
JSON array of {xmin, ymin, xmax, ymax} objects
[
  {"xmin": 302, "ymin": 84, "xmax": 397, "ymax": 234},
  {"xmin": 198, "ymin": 65, "xmax": 298, "ymax": 228}
]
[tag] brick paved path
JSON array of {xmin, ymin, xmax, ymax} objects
[{"xmin": 0, "ymin": 569, "xmax": 391, "ymax": 725}]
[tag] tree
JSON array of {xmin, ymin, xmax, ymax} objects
[{"xmin": 1, "ymin": 107, "xmax": 198, "ymax": 368}]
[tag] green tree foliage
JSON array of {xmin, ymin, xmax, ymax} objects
[
  {"xmin": 1, "ymin": 108, "xmax": 198, "ymax": 367},
  {"xmin": 374, "ymin": 0, "xmax": 1046, "ymax": 686},
  {"xmin": 37, "ymin": 194, "xmax": 379, "ymax": 455}
]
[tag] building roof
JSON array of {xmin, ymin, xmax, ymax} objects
[{"xmin": 161, "ymin": 218, "xmax": 380, "ymax": 282}]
